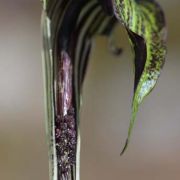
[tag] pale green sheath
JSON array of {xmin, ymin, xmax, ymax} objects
[{"xmin": 42, "ymin": 7, "xmax": 58, "ymax": 180}]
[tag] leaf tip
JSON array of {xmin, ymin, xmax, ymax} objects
[{"xmin": 120, "ymin": 138, "xmax": 129, "ymax": 156}]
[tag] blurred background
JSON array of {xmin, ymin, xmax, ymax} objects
[{"xmin": 0, "ymin": 0, "xmax": 180, "ymax": 179}]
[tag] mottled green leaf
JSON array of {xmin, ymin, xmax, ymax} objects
[{"xmin": 112, "ymin": 0, "xmax": 167, "ymax": 154}]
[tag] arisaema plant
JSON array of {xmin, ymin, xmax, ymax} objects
[{"xmin": 41, "ymin": 0, "xmax": 167, "ymax": 179}]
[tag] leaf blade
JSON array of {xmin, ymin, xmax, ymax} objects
[{"xmin": 112, "ymin": 0, "xmax": 167, "ymax": 154}]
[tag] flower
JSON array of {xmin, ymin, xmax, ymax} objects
[{"xmin": 42, "ymin": 0, "xmax": 167, "ymax": 179}]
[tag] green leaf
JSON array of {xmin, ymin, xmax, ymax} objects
[{"xmin": 112, "ymin": 0, "xmax": 167, "ymax": 155}]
